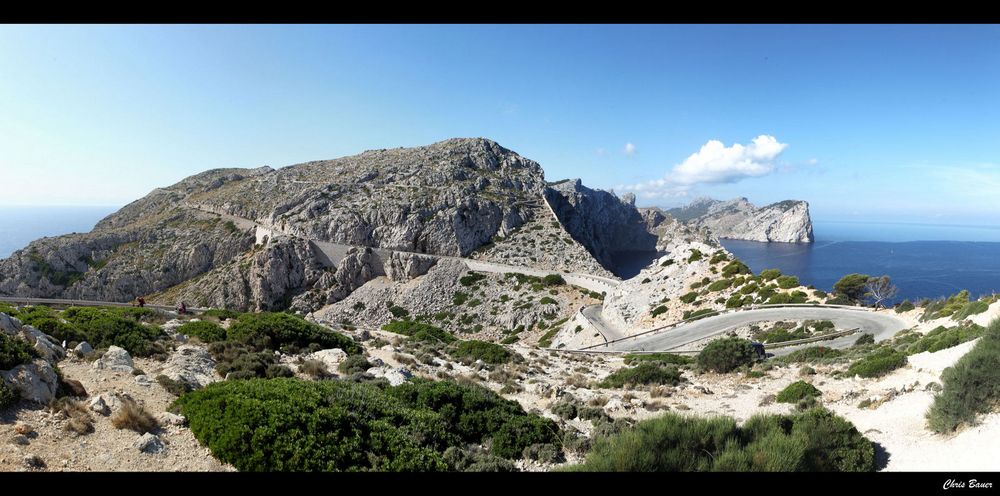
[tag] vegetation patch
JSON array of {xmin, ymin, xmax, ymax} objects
[
  {"xmin": 448, "ymin": 340, "xmax": 513, "ymax": 365},
  {"xmin": 459, "ymin": 272, "xmax": 487, "ymax": 287},
  {"xmin": 779, "ymin": 346, "xmax": 844, "ymax": 364},
  {"xmin": 59, "ymin": 307, "xmax": 166, "ymax": 358},
  {"xmin": 597, "ymin": 362, "xmax": 682, "ymax": 388},
  {"xmin": 174, "ymin": 378, "xmax": 560, "ymax": 471},
  {"xmin": 926, "ymin": 318, "xmax": 1000, "ymax": 433},
  {"xmin": 623, "ymin": 353, "xmax": 691, "ymax": 366},
  {"xmin": 905, "ymin": 324, "xmax": 985, "ymax": 355},
  {"xmin": 846, "ymin": 348, "xmax": 907, "ymax": 378},
  {"xmin": 566, "ymin": 408, "xmax": 875, "ymax": 471},
  {"xmin": 0, "ymin": 333, "xmax": 40, "ymax": 370},
  {"xmin": 696, "ymin": 337, "xmax": 756, "ymax": 373},
  {"xmin": 229, "ymin": 312, "xmax": 361, "ymax": 354},
  {"xmin": 177, "ymin": 321, "xmax": 227, "ymax": 342},
  {"xmin": 776, "ymin": 381, "xmax": 822, "ymax": 403}
]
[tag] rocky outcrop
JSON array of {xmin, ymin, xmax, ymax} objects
[
  {"xmin": 544, "ymin": 180, "xmax": 658, "ymax": 276},
  {"xmin": 160, "ymin": 345, "xmax": 220, "ymax": 390},
  {"xmin": 665, "ymin": 197, "xmax": 813, "ymax": 243},
  {"xmin": 0, "ymin": 138, "xmax": 546, "ymax": 312},
  {"xmin": 93, "ymin": 346, "xmax": 135, "ymax": 373},
  {"xmin": 0, "ymin": 313, "xmax": 62, "ymax": 404}
]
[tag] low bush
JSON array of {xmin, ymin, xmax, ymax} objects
[
  {"xmin": 209, "ymin": 341, "xmax": 289, "ymax": 379},
  {"xmin": 679, "ymin": 292, "xmax": 699, "ymax": 304},
  {"xmin": 443, "ymin": 447, "xmax": 515, "ymax": 472},
  {"xmin": 722, "ymin": 260, "xmax": 751, "ymax": 277},
  {"xmin": 337, "ymin": 354, "xmax": 372, "ymax": 375},
  {"xmin": 707, "ymin": 279, "xmax": 733, "ymax": 292},
  {"xmin": 846, "ymin": 348, "xmax": 907, "ymax": 378},
  {"xmin": 0, "ymin": 381, "xmax": 20, "ymax": 409},
  {"xmin": 175, "ymin": 377, "xmax": 560, "ymax": 471},
  {"xmin": 687, "ymin": 249, "xmax": 703, "ymax": 263},
  {"xmin": 776, "ymin": 381, "xmax": 822, "ymax": 403},
  {"xmin": 448, "ymin": 340, "xmax": 513, "ymax": 365},
  {"xmin": 953, "ymin": 300, "xmax": 989, "ymax": 321},
  {"xmin": 696, "ymin": 337, "xmax": 756, "ymax": 373},
  {"xmin": 776, "ymin": 275, "xmax": 800, "ymax": 289},
  {"xmin": 854, "ymin": 333, "xmax": 875, "ymax": 346},
  {"xmin": 682, "ymin": 309, "xmax": 715, "ymax": 320},
  {"xmin": 566, "ymin": 408, "xmax": 874, "ymax": 471},
  {"xmin": 623, "ymin": 353, "xmax": 691, "ymax": 366},
  {"xmin": 202, "ymin": 308, "xmax": 242, "ymax": 321},
  {"xmin": 227, "ymin": 313, "xmax": 361, "ymax": 354},
  {"xmin": 894, "ymin": 300, "xmax": 915, "ymax": 313},
  {"xmin": 177, "ymin": 321, "xmax": 227, "ymax": 343},
  {"xmin": 542, "ymin": 274, "xmax": 566, "ymax": 286},
  {"xmin": 156, "ymin": 375, "xmax": 192, "ymax": 396},
  {"xmin": 759, "ymin": 268, "xmax": 782, "ymax": 281},
  {"xmin": 597, "ymin": 362, "xmax": 682, "ymax": 388},
  {"xmin": 779, "ymin": 346, "xmax": 843, "ymax": 364},
  {"xmin": 60, "ymin": 307, "xmax": 166, "ymax": 357},
  {"xmin": 382, "ymin": 320, "xmax": 456, "ymax": 344},
  {"xmin": 650, "ymin": 305, "xmax": 668, "ymax": 318},
  {"xmin": 0, "ymin": 333, "xmax": 39, "ymax": 370},
  {"xmin": 926, "ymin": 318, "xmax": 1000, "ymax": 433},
  {"xmin": 905, "ymin": 324, "xmax": 985, "ymax": 355},
  {"xmin": 111, "ymin": 397, "xmax": 159, "ymax": 434},
  {"xmin": 539, "ymin": 297, "xmax": 557, "ymax": 305},
  {"xmin": 459, "ymin": 272, "xmax": 487, "ymax": 287}
]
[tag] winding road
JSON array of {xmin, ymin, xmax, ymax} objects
[{"xmin": 595, "ymin": 306, "xmax": 909, "ymax": 355}]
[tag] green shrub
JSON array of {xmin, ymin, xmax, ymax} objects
[
  {"xmin": 0, "ymin": 333, "xmax": 40, "ymax": 370},
  {"xmin": 567, "ymin": 408, "xmax": 874, "ymax": 471},
  {"xmin": 682, "ymin": 309, "xmax": 715, "ymax": 320},
  {"xmin": 721, "ymin": 260, "xmax": 751, "ymax": 277},
  {"xmin": 833, "ymin": 274, "xmax": 871, "ymax": 303},
  {"xmin": 776, "ymin": 275, "xmax": 799, "ymax": 289},
  {"xmin": 660, "ymin": 259, "xmax": 675, "ymax": 267},
  {"xmin": 706, "ymin": 279, "xmax": 733, "ymax": 292},
  {"xmin": 650, "ymin": 306, "xmax": 668, "ymax": 318},
  {"xmin": 209, "ymin": 341, "xmax": 284, "ymax": 379},
  {"xmin": 687, "ymin": 249, "xmax": 703, "ymax": 263},
  {"xmin": 926, "ymin": 318, "xmax": 1000, "ymax": 433},
  {"xmin": 759, "ymin": 326, "xmax": 809, "ymax": 344},
  {"xmin": 156, "ymin": 375, "xmax": 192, "ymax": 396},
  {"xmin": 825, "ymin": 295, "xmax": 852, "ymax": 306},
  {"xmin": 0, "ymin": 381, "xmax": 20, "ymax": 409},
  {"xmin": 60, "ymin": 307, "xmax": 165, "ymax": 357},
  {"xmin": 452, "ymin": 292, "xmax": 469, "ymax": 305},
  {"xmin": 338, "ymin": 354, "xmax": 372, "ymax": 375},
  {"xmin": 228, "ymin": 312, "xmax": 360, "ymax": 354},
  {"xmin": 953, "ymin": 300, "xmax": 989, "ymax": 321},
  {"xmin": 759, "ymin": 268, "xmax": 782, "ymax": 281},
  {"xmin": 846, "ymin": 348, "xmax": 907, "ymax": 378},
  {"xmin": 382, "ymin": 320, "xmax": 456, "ymax": 344},
  {"xmin": 537, "ymin": 328, "xmax": 559, "ymax": 348},
  {"xmin": 894, "ymin": 300, "xmax": 914, "ymax": 313},
  {"xmin": 388, "ymin": 305, "xmax": 410, "ymax": 318},
  {"xmin": 542, "ymin": 274, "xmax": 566, "ymax": 286},
  {"xmin": 697, "ymin": 337, "xmax": 756, "ymax": 373},
  {"xmin": 539, "ymin": 297, "xmax": 557, "ymax": 305},
  {"xmin": 813, "ymin": 290, "xmax": 828, "ymax": 299},
  {"xmin": 24, "ymin": 316, "xmax": 86, "ymax": 343},
  {"xmin": 779, "ymin": 346, "xmax": 843, "ymax": 364},
  {"xmin": 598, "ymin": 362, "xmax": 682, "ymax": 388},
  {"xmin": 448, "ymin": 340, "xmax": 512, "ymax": 365},
  {"xmin": 680, "ymin": 291, "xmax": 698, "ymax": 303},
  {"xmin": 905, "ymin": 324, "xmax": 985, "ymax": 355},
  {"xmin": 459, "ymin": 272, "xmax": 487, "ymax": 287},
  {"xmin": 854, "ymin": 333, "xmax": 875, "ymax": 346},
  {"xmin": 177, "ymin": 321, "xmax": 227, "ymax": 342},
  {"xmin": 623, "ymin": 353, "xmax": 691, "ymax": 366},
  {"xmin": 443, "ymin": 447, "xmax": 516, "ymax": 472},
  {"xmin": 776, "ymin": 381, "xmax": 822, "ymax": 403}
]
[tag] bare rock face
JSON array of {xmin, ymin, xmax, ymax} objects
[
  {"xmin": 93, "ymin": 346, "xmax": 134, "ymax": 374},
  {"xmin": 544, "ymin": 179, "xmax": 658, "ymax": 276},
  {"xmin": 0, "ymin": 313, "xmax": 62, "ymax": 405},
  {"xmin": 665, "ymin": 197, "xmax": 814, "ymax": 243}
]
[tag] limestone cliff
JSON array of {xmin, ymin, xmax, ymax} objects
[{"xmin": 665, "ymin": 197, "xmax": 814, "ymax": 243}]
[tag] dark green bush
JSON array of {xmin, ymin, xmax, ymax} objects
[
  {"xmin": 780, "ymin": 346, "xmax": 843, "ymax": 364},
  {"xmin": 442, "ymin": 447, "xmax": 516, "ymax": 472},
  {"xmin": 459, "ymin": 272, "xmax": 487, "ymax": 287},
  {"xmin": 682, "ymin": 309, "xmax": 715, "ymax": 320},
  {"xmin": 707, "ymin": 279, "xmax": 733, "ymax": 292},
  {"xmin": 156, "ymin": 374, "xmax": 192, "ymax": 396},
  {"xmin": 623, "ymin": 353, "xmax": 692, "ymax": 366},
  {"xmin": 833, "ymin": 274, "xmax": 871, "ymax": 303},
  {"xmin": 846, "ymin": 348, "xmax": 907, "ymax": 378},
  {"xmin": 722, "ymin": 260, "xmax": 751, "ymax": 277},
  {"xmin": 0, "ymin": 333, "xmax": 40, "ymax": 370},
  {"xmin": 894, "ymin": 300, "xmax": 914, "ymax": 313},
  {"xmin": 59, "ymin": 307, "xmax": 166, "ymax": 357},
  {"xmin": 338, "ymin": 354, "xmax": 372, "ymax": 375},
  {"xmin": 687, "ymin": 249, "xmax": 703, "ymax": 263},
  {"xmin": 227, "ymin": 312, "xmax": 360, "ymax": 354},
  {"xmin": 542, "ymin": 274, "xmax": 566, "ymax": 286},
  {"xmin": 696, "ymin": 337, "xmax": 756, "ymax": 373},
  {"xmin": 926, "ymin": 318, "xmax": 1000, "ymax": 433},
  {"xmin": 567, "ymin": 408, "xmax": 874, "ymax": 472},
  {"xmin": 202, "ymin": 308, "xmax": 242, "ymax": 320},
  {"xmin": 905, "ymin": 324, "xmax": 984, "ymax": 355},
  {"xmin": 209, "ymin": 341, "xmax": 283, "ymax": 379},
  {"xmin": 759, "ymin": 268, "xmax": 782, "ymax": 281},
  {"xmin": 539, "ymin": 296, "xmax": 557, "ymax": 305},
  {"xmin": 650, "ymin": 305, "xmax": 668, "ymax": 318},
  {"xmin": 178, "ymin": 321, "xmax": 227, "ymax": 342},
  {"xmin": 388, "ymin": 306, "xmax": 410, "ymax": 318},
  {"xmin": 679, "ymin": 292, "xmax": 699, "ymax": 304},
  {"xmin": 854, "ymin": 333, "xmax": 875, "ymax": 346},
  {"xmin": 382, "ymin": 320, "xmax": 456, "ymax": 343},
  {"xmin": 776, "ymin": 381, "xmax": 822, "ymax": 403},
  {"xmin": 776, "ymin": 275, "xmax": 800, "ymax": 289},
  {"xmin": 953, "ymin": 300, "xmax": 989, "ymax": 321},
  {"xmin": 825, "ymin": 295, "xmax": 852, "ymax": 306},
  {"xmin": 448, "ymin": 340, "xmax": 512, "ymax": 365},
  {"xmin": 0, "ymin": 381, "xmax": 20, "ymax": 409},
  {"xmin": 597, "ymin": 362, "xmax": 682, "ymax": 388}
]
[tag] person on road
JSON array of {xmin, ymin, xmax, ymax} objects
[
  {"xmin": 177, "ymin": 301, "xmax": 187, "ymax": 315},
  {"xmin": 137, "ymin": 296, "xmax": 146, "ymax": 308}
]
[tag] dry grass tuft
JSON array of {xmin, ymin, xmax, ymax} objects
[{"xmin": 111, "ymin": 397, "xmax": 159, "ymax": 434}]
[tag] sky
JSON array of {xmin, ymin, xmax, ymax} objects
[{"xmin": 1, "ymin": 24, "xmax": 999, "ymax": 225}]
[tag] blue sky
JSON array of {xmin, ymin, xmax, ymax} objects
[{"xmin": 1, "ymin": 24, "xmax": 999, "ymax": 224}]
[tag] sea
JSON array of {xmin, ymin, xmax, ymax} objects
[
  {"xmin": 0, "ymin": 206, "xmax": 119, "ymax": 259},
  {"xmin": 721, "ymin": 220, "xmax": 1000, "ymax": 303},
  {"xmin": 2, "ymin": 208, "xmax": 999, "ymax": 303}
]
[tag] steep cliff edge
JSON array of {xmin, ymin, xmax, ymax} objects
[{"xmin": 665, "ymin": 197, "xmax": 814, "ymax": 243}]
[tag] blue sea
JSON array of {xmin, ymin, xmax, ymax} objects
[
  {"xmin": 0, "ymin": 206, "xmax": 119, "ymax": 259},
  {"xmin": 721, "ymin": 220, "xmax": 1000, "ymax": 303}
]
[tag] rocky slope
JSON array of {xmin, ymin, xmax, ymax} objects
[
  {"xmin": 665, "ymin": 197, "xmax": 814, "ymax": 243},
  {"xmin": 0, "ymin": 139, "xmax": 549, "ymax": 311}
]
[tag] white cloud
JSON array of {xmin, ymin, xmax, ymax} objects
[
  {"xmin": 617, "ymin": 135, "xmax": 788, "ymax": 199},
  {"xmin": 624, "ymin": 142, "xmax": 636, "ymax": 156}
]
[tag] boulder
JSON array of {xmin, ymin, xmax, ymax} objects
[
  {"xmin": 74, "ymin": 342, "xmax": 94, "ymax": 354},
  {"xmin": 1, "ymin": 359, "xmax": 59, "ymax": 404},
  {"xmin": 134, "ymin": 375, "xmax": 152, "ymax": 387},
  {"xmin": 134, "ymin": 433, "xmax": 164, "ymax": 454},
  {"xmin": 88, "ymin": 396, "xmax": 110, "ymax": 416},
  {"xmin": 365, "ymin": 365, "xmax": 412, "ymax": 386},
  {"xmin": 306, "ymin": 348, "xmax": 348, "ymax": 371},
  {"xmin": 160, "ymin": 345, "xmax": 219, "ymax": 389},
  {"xmin": 157, "ymin": 412, "xmax": 187, "ymax": 426},
  {"xmin": 93, "ymin": 346, "xmax": 134, "ymax": 373}
]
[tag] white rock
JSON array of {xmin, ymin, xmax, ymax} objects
[
  {"xmin": 88, "ymin": 396, "xmax": 110, "ymax": 416},
  {"xmin": 160, "ymin": 345, "xmax": 219, "ymax": 389},
  {"xmin": 306, "ymin": 348, "xmax": 348, "ymax": 371},
  {"xmin": 365, "ymin": 365, "xmax": 413, "ymax": 386},
  {"xmin": 74, "ymin": 342, "xmax": 93, "ymax": 354},
  {"xmin": 93, "ymin": 346, "xmax": 134, "ymax": 373},
  {"xmin": 1, "ymin": 359, "xmax": 59, "ymax": 404},
  {"xmin": 156, "ymin": 412, "xmax": 187, "ymax": 426},
  {"xmin": 134, "ymin": 375, "xmax": 152, "ymax": 387},
  {"xmin": 134, "ymin": 433, "xmax": 164, "ymax": 454}
]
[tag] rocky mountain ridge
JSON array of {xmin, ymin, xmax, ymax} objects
[{"xmin": 664, "ymin": 197, "xmax": 814, "ymax": 243}]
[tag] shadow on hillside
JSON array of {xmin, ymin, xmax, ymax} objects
[{"xmin": 873, "ymin": 441, "xmax": 891, "ymax": 471}]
